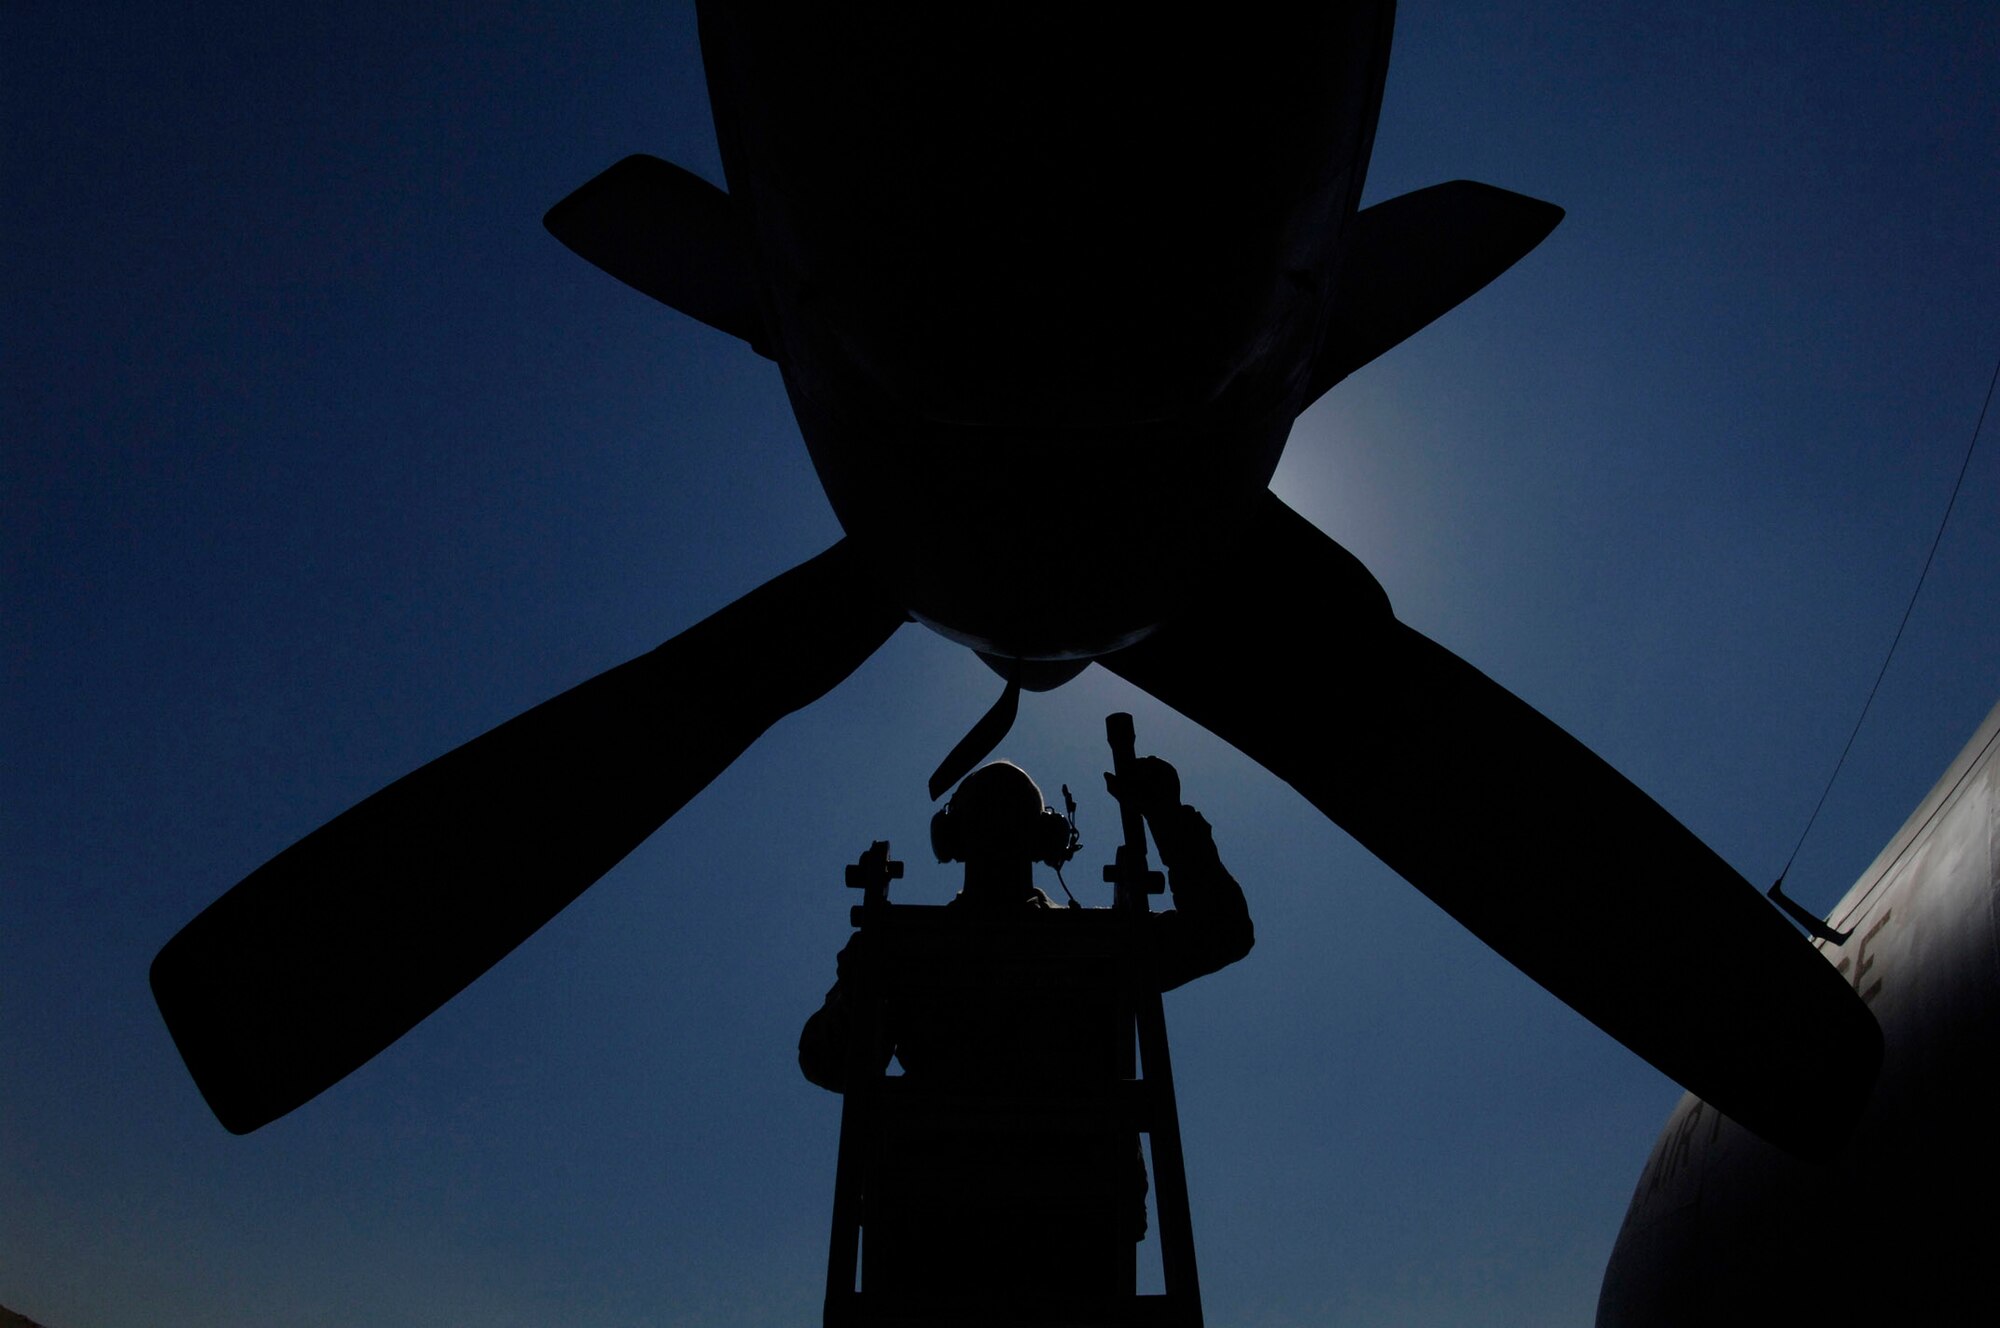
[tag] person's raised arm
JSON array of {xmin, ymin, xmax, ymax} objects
[{"xmin": 1104, "ymin": 756, "xmax": 1253, "ymax": 991}]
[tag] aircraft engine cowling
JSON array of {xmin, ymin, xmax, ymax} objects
[{"xmin": 698, "ymin": 4, "xmax": 1393, "ymax": 433}]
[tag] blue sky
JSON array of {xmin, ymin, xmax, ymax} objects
[{"xmin": 5, "ymin": 4, "xmax": 1996, "ymax": 1325}]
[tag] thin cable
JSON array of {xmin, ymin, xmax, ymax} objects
[{"xmin": 1775, "ymin": 351, "xmax": 2000, "ymax": 889}]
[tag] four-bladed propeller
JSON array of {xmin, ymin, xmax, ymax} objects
[{"xmin": 153, "ymin": 52, "xmax": 1880, "ymax": 1159}]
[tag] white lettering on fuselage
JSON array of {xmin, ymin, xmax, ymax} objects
[{"xmin": 1833, "ymin": 909, "xmax": 1892, "ymax": 1005}]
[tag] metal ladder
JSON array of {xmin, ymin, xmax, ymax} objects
[{"xmin": 822, "ymin": 835, "xmax": 1204, "ymax": 1328}]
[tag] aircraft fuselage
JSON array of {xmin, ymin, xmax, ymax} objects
[{"xmin": 1597, "ymin": 698, "xmax": 2000, "ymax": 1324}]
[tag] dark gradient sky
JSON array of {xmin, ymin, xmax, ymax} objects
[{"xmin": 6, "ymin": 5, "xmax": 1996, "ymax": 1326}]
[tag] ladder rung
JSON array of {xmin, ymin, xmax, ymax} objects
[{"xmin": 866, "ymin": 1076, "xmax": 1158, "ymax": 1132}]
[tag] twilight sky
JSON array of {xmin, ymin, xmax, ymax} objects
[{"xmin": 5, "ymin": 4, "xmax": 1996, "ymax": 1326}]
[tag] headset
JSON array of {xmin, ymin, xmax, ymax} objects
[{"xmin": 931, "ymin": 778, "xmax": 1081, "ymax": 868}]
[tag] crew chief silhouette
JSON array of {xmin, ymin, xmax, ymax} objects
[{"xmin": 800, "ymin": 756, "xmax": 1253, "ymax": 1303}]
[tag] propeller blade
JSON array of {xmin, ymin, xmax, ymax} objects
[
  {"xmin": 1103, "ymin": 493, "xmax": 1880, "ymax": 1160},
  {"xmin": 1308, "ymin": 180, "xmax": 1563, "ymax": 406},
  {"xmin": 544, "ymin": 154, "xmax": 771, "ymax": 356},
  {"xmin": 153, "ymin": 540, "xmax": 902, "ymax": 1133}
]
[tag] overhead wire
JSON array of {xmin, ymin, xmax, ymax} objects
[{"xmin": 1772, "ymin": 350, "xmax": 2000, "ymax": 899}]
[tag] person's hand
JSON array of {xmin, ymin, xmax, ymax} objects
[{"xmin": 1103, "ymin": 755, "xmax": 1181, "ymax": 818}]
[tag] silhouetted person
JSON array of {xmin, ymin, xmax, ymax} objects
[{"xmin": 801, "ymin": 757, "xmax": 1252, "ymax": 1307}]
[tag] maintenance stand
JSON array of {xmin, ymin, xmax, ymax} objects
[{"xmin": 822, "ymin": 715, "xmax": 1203, "ymax": 1328}]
